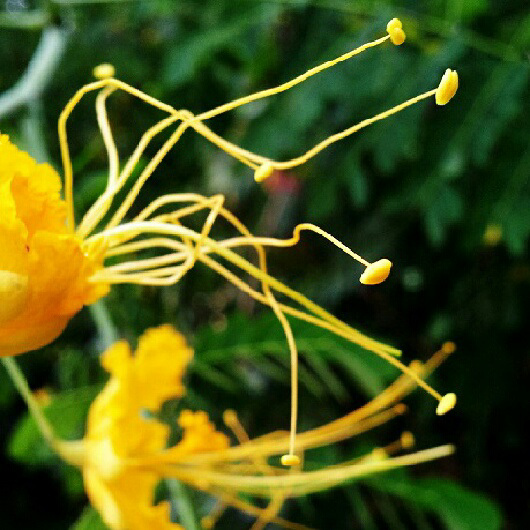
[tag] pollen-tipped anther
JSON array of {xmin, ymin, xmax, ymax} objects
[
  {"xmin": 441, "ymin": 341, "xmax": 456, "ymax": 355},
  {"xmin": 254, "ymin": 162, "xmax": 274, "ymax": 183},
  {"xmin": 0, "ymin": 270, "xmax": 29, "ymax": 325},
  {"xmin": 360, "ymin": 259, "xmax": 392, "ymax": 285},
  {"xmin": 370, "ymin": 448, "xmax": 388, "ymax": 461},
  {"xmin": 483, "ymin": 224, "xmax": 502, "ymax": 246},
  {"xmin": 93, "ymin": 63, "xmax": 116, "ymax": 80},
  {"xmin": 387, "ymin": 18, "xmax": 406, "ymax": 45},
  {"xmin": 281, "ymin": 454, "xmax": 301, "ymax": 466},
  {"xmin": 436, "ymin": 393, "xmax": 457, "ymax": 415},
  {"xmin": 222, "ymin": 409, "xmax": 238, "ymax": 427},
  {"xmin": 435, "ymin": 69, "xmax": 458, "ymax": 105},
  {"xmin": 400, "ymin": 431, "xmax": 415, "ymax": 450}
]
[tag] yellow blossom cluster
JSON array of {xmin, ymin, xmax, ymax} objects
[
  {"xmin": 71, "ymin": 325, "xmax": 226, "ymax": 530},
  {"xmin": 52, "ymin": 326, "xmax": 455, "ymax": 530}
]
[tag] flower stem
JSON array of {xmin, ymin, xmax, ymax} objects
[
  {"xmin": 1, "ymin": 357, "xmax": 86, "ymax": 467},
  {"xmin": 1, "ymin": 357, "xmax": 57, "ymax": 449},
  {"xmin": 166, "ymin": 479, "xmax": 202, "ymax": 530}
]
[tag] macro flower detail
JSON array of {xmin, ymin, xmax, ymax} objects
[
  {"xmin": 52, "ymin": 326, "xmax": 455, "ymax": 530},
  {"xmin": 71, "ymin": 325, "xmax": 226, "ymax": 530},
  {"xmin": 0, "ymin": 135, "xmax": 108, "ymax": 357},
  {"xmin": 2, "ymin": 19, "xmax": 458, "ymax": 465}
]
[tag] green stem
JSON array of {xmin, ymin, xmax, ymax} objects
[
  {"xmin": 1, "ymin": 356, "xmax": 85, "ymax": 466},
  {"xmin": 1, "ymin": 357, "xmax": 58, "ymax": 450},
  {"xmin": 0, "ymin": 11, "xmax": 50, "ymax": 29},
  {"xmin": 89, "ymin": 299, "xmax": 119, "ymax": 350},
  {"xmin": 166, "ymin": 479, "xmax": 202, "ymax": 530}
]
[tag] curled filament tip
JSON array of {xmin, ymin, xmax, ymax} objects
[{"xmin": 254, "ymin": 163, "xmax": 274, "ymax": 183}]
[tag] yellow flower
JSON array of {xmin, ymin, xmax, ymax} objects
[
  {"xmin": 75, "ymin": 325, "xmax": 226, "ymax": 530},
  {"xmin": 0, "ymin": 135, "xmax": 108, "ymax": 357},
  {"xmin": 55, "ymin": 327, "xmax": 455, "ymax": 530},
  {"xmin": 3, "ymin": 19, "xmax": 458, "ymax": 460}
]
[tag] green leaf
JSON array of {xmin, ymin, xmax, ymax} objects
[
  {"xmin": 8, "ymin": 386, "xmax": 100, "ymax": 466},
  {"xmin": 193, "ymin": 310, "xmax": 398, "ymax": 398},
  {"xmin": 162, "ymin": 6, "xmax": 270, "ymax": 86},
  {"xmin": 70, "ymin": 507, "xmax": 107, "ymax": 530},
  {"xmin": 367, "ymin": 474, "xmax": 502, "ymax": 530}
]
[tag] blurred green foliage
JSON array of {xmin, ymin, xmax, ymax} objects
[{"xmin": 1, "ymin": 0, "xmax": 529, "ymax": 528}]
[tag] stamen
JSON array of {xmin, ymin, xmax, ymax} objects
[
  {"xmin": 436, "ymin": 392, "xmax": 457, "ymax": 415},
  {"xmin": 387, "ymin": 18, "xmax": 406, "ymax": 46},
  {"xmin": 441, "ymin": 341, "xmax": 456, "ymax": 355},
  {"xmin": 435, "ymin": 69, "xmax": 459, "ymax": 105},
  {"xmin": 220, "ymin": 223, "xmax": 385, "ymax": 276},
  {"xmin": 369, "ymin": 448, "xmax": 388, "ymax": 461},
  {"xmin": 197, "ymin": 34, "xmax": 390, "ymax": 123},
  {"xmin": 280, "ymin": 454, "xmax": 301, "ymax": 467},
  {"xmin": 254, "ymin": 163, "xmax": 274, "ymax": 183},
  {"xmin": 270, "ymin": 88, "xmax": 437, "ymax": 171},
  {"xmin": 93, "ymin": 63, "xmax": 115, "ymax": 80},
  {"xmin": 169, "ymin": 445, "xmax": 455, "ymax": 497},
  {"xmin": 223, "ymin": 409, "xmax": 250, "ymax": 444},
  {"xmin": 95, "ymin": 86, "xmax": 119, "ymax": 189},
  {"xmin": 359, "ymin": 258, "xmax": 392, "ymax": 285},
  {"xmin": 400, "ymin": 431, "xmax": 415, "ymax": 450}
]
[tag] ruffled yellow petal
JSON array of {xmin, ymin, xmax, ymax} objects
[
  {"xmin": 0, "ymin": 134, "xmax": 67, "ymax": 237},
  {"xmin": 84, "ymin": 468, "xmax": 124, "ymax": 530},
  {"xmin": 133, "ymin": 325, "xmax": 193, "ymax": 410},
  {"xmin": 0, "ymin": 178, "xmax": 30, "ymax": 274},
  {"xmin": 0, "ymin": 271, "xmax": 29, "ymax": 325},
  {"xmin": 0, "ymin": 136, "xmax": 108, "ymax": 356},
  {"xmin": 81, "ymin": 326, "xmax": 201, "ymax": 528}
]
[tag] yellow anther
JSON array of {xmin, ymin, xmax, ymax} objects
[
  {"xmin": 370, "ymin": 448, "xmax": 388, "ymax": 461},
  {"xmin": 222, "ymin": 409, "xmax": 238, "ymax": 427},
  {"xmin": 0, "ymin": 270, "xmax": 29, "ymax": 325},
  {"xmin": 370, "ymin": 448, "xmax": 387, "ymax": 461},
  {"xmin": 387, "ymin": 18, "xmax": 402, "ymax": 32},
  {"xmin": 435, "ymin": 69, "xmax": 458, "ymax": 105},
  {"xmin": 254, "ymin": 162, "xmax": 274, "ymax": 183},
  {"xmin": 359, "ymin": 258, "xmax": 392, "ymax": 285},
  {"xmin": 441, "ymin": 341, "xmax": 456, "ymax": 355},
  {"xmin": 281, "ymin": 454, "xmax": 301, "ymax": 466},
  {"xmin": 387, "ymin": 18, "xmax": 406, "ymax": 45},
  {"xmin": 436, "ymin": 393, "xmax": 457, "ymax": 415},
  {"xmin": 93, "ymin": 63, "xmax": 116, "ymax": 80},
  {"xmin": 400, "ymin": 431, "xmax": 415, "ymax": 449},
  {"xmin": 483, "ymin": 224, "xmax": 502, "ymax": 246}
]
